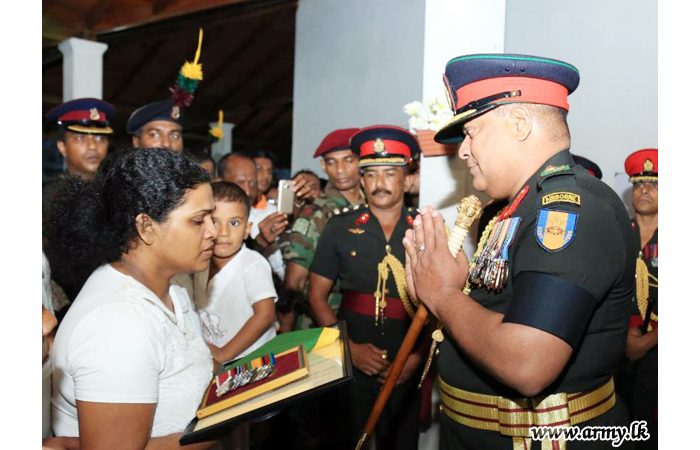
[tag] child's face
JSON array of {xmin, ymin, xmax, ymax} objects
[{"xmin": 212, "ymin": 200, "xmax": 252, "ymax": 260}]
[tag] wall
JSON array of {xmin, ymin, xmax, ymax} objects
[
  {"xmin": 505, "ymin": 0, "xmax": 658, "ymax": 213},
  {"xmin": 292, "ymin": 0, "xmax": 426, "ymax": 174}
]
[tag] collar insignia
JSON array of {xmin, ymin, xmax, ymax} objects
[{"xmin": 540, "ymin": 164, "xmax": 570, "ymax": 177}]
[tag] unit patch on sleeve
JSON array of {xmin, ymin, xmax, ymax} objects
[
  {"xmin": 292, "ymin": 218, "xmax": 310, "ymax": 236},
  {"xmin": 542, "ymin": 192, "xmax": 581, "ymax": 206},
  {"xmin": 535, "ymin": 209, "xmax": 578, "ymax": 252}
]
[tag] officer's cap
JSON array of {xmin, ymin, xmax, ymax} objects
[
  {"xmin": 314, "ymin": 128, "xmax": 360, "ymax": 158},
  {"xmin": 625, "ymin": 149, "xmax": 658, "ymax": 183},
  {"xmin": 126, "ymin": 99, "xmax": 183, "ymax": 135},
  {"xmin": 435, "ymin": 54, "xmax": 580, "ymax": 144},
  {"xmin": 350, "ymin": 125, "xmax": 420, "ymax": 168},
  {"xmin": 46, "ymin": 98, "xmax": 115, "ymax": 135}
]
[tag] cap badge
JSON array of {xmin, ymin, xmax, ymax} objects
[
  {"xmin": 89, "ymin": 108, "xmax": 100, "ymax": 121},
  {"xmin": 644, "ymin": 158, "xmax": 654, "ymax": 172},
  {"xmin": 171, "ymin": 105, "xmax": 181, "ymax": 119},
  {"xmin": 373, "ymin": 138, "xmax": 385, "ymax": 154}
]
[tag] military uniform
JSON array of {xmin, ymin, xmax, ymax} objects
[
  {"xmin": 432, "ymin": 54, "xmax": 637, "ymax": 449},
  {"xmin": 309, "ymin": 125, "xmax": 422, "ymax": 450},
  {"xmin": 282, "ymin": 183, "xmax": 365, "ymax": 327},
  {"xmin": 311, "ymin": 204, "xmax": 420, "ymax": 449},
  {"xmin": 44, "ymin": 98, "xmax": 115, "ymax": 303},
  {"xmin": 618, "ymin": 149, "xmax": 658, "ymax": 450}
]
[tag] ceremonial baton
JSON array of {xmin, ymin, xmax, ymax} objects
[{"xmin": 355, "ymin": 196, "xmax": 482, "ymax": 450}]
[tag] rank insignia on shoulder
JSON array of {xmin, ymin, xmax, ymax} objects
[
  {"xmin": 542, "ymin": 192, "xmax": 581, "ymax": 206},
  {"xmin": 292, "ymin": 218, "xmax": 310, "ymax": 236},
  {"xmin": 355, "ymin": 213, "xmax": 370, "ymax": 225},
  {"xmin": 536, "ymin": 209, "xmax": 578, "ymax": 252},
  {"xmin": 348, "ymin": 227, "xmax": 365, "ymax": 235},
  {"xmin": 540, "ymin": 164, "xmax": 570, "ymax": 177}
]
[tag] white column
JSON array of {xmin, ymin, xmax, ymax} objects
[
  {"xmin": 419, "ymin": 0, "xmax": 506, "ymax": 240},
  {"xmin": 209, "ymin": 122, "xmax": 235, "ymax": 162},
  {"xmin": 58, "ymin": 38, "xmax": 109, "ymax": 101}
]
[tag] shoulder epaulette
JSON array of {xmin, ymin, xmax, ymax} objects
[{"xmin": 332, "ymin": 203, "xmax": 368, "ymax": 217}]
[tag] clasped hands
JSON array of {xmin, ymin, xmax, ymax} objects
[{"xmin": 402, "ymin": 206, "xmax": 469, "ymax": 322}]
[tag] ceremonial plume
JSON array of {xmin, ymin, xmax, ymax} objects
[
  {"xmin": 355, "ymin": 197, "xmax": 483, "ymax": 450},
  {"xmin": 169, "ymin": 28, "xmax": 204, "ymax": 118}
]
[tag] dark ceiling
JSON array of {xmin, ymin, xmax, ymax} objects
[{"xmin": 43, "ymin": 0, "xmax": 297, "ymax": 166}]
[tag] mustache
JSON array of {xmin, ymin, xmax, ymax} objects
[{"xmin": 371, "ymin": 189, "xmax": 392, "ymax": 196}]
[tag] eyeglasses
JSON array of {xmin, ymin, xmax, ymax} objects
[{"xmin": 633, "ymin": 182, "xmax": 658, "ymax": 192}]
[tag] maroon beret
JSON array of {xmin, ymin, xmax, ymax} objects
[{"xmin": 313, "ymin": 128, "xmax": 360, "ymax": 158}]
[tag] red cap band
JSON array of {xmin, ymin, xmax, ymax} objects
[
  {"xmin": 59, "ymin": 110, "xmax": 107, "ymax": 122},
  {"xmin": 455, "ymin": 77, "xmax": 570, "ymax": 112},
  {"xmin": 359, "ymin": 139, "xmax": 411, "ymax": 159}
]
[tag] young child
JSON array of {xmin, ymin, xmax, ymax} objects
[{"xmin": 195, "ymin": 181, "xmax": 277, "ymax": 365}]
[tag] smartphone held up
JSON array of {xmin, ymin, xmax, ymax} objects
[{"xmin": 277, "ymin": 179, "xmax": 296, "ymax": 214}]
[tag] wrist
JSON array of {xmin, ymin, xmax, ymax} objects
[{"xmin": 433, "ymin": 287, "xmax": 464, "ymax": 322}]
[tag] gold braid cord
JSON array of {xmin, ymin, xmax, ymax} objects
[
  {"xmin": 375, "ymin": 250, "xmax": 416, "ymax": 320},
  {"xmin": 635, "ymin": 254, "xmax": 658, "ymax": 331}
]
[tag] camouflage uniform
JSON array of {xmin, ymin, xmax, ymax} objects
[{"xmin": 281, "ymin": 183, "xmax": 365, "ymax": 329}]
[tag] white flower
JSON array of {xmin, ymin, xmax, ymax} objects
[
  {"xmin": 403, "ymin": 101, "xmax": 425, "ymax": 118},
  {"xmin": 409, "ymin": 116, "xmax": 430, "ymax": 131},
  {"xmin": 404, "ymin": 98, "xmax": 454, "ymax": 132}
]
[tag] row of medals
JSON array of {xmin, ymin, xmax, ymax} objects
[
  {"xmin": 468, "ymin": 222, "xmax": 509, "ymax": 291},
  {"xmin": 215, "ymin": 362, "xmax": 275, "ymax": 397}
]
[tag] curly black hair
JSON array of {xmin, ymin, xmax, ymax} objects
[{"xmin": 44, "ymin": 148, "xmax": 211, "ymax": 299}]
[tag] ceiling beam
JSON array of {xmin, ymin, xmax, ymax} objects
[
  {"xmin": 106, "ymin": 39, "xmax": 166, "ymax": 103},
  {"xmin": 201, "ymin": 20, "xmax": 270, "ymax": 89},
  {"xmin": 84, "ymin": 0, "xmax": 113, "ymax": 30},
  {"xmin": 92, "ymin": 0, "xmax": 295, "ymax": 39}
]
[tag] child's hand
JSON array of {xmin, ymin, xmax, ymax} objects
[{"xmin": 207, "ymin": 343, "xmax": 224, "ymax": 363}]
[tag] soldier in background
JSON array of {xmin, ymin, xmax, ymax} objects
[
  {"xmin": 308, "ymin": 125, "xmax": 423, "ymax": 450},
  {"xmin": 281, "ymin": 128, "xmax": 364, "ymax": 332},
  {"xmin": 619, "ymin": 148, "xmax": 658, "ymax": 450},
  {"xmin": 45, "ymin": 98, "xmax": 115, "ymax": 180},
  {"xmin": 127, "ymin": 99, "xmax": 186, "ymax": 154}
]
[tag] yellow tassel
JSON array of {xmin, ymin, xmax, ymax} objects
[
  {"xmin": 210, "ymin": 110, "xmax": 225, "ymax": 139},
  {"xmin": 181, "ymin": 28, "xmax": 204, "ymax": 80}
]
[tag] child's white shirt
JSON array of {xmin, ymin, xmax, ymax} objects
[{"xmin": 194, "ymin": 245, "xmax": 277, "ymax": 359}]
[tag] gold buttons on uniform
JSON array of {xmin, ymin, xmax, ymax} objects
[{"xmin": 350, "ymin": 250, "xmax": 357, "ymax": 257}]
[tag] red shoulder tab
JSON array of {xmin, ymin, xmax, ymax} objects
[{"xmin": 355, "ymin": 213, "xmax": 370, "ymax": 225}]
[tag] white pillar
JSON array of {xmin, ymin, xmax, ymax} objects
[
  {"xmin": 58, "ymin": 38, "xmax": 108, "ymax": 101},
  {"xmin": 419, "ymin": 0, "xmax": 506, "ymax": 241},
  {"xmin": 209, "ymin": 122, "xmax": 235, "ymax": 162}
]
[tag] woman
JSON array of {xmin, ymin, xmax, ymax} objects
[{"xmin": 49, "ymin": 148, "xmax": 217, "ymax": 449}]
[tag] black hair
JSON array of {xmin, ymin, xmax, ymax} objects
[
  {"xmin": 217, "ymin": 151, "xmax": 255, "ymax": 178},
  {"xmin": 44, "ymin": 148, "xmax": 211, "ymax": 295},
  {"xmin": 211, "ymin": 181, "xmax": 251, "ymax": 219},
  {"xmin": 292, "ymin": 169, "xmax": 320, "ymax": 180},
  {"xmin": 251, "ymin": 149, "xmax": 276, "ymax": 165}
]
